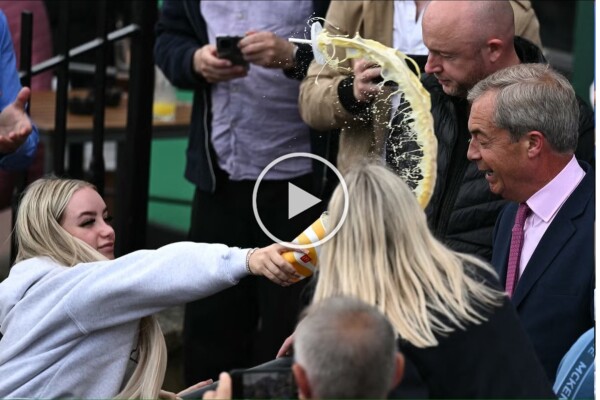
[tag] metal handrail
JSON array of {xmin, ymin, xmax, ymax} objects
[
  {"xmin": 18, "ymin": 25, "xmax": 138, "ymax": 80},
  {"xmin": 11, "ymin": 0, "xmax": 158, "ymax": 262}
]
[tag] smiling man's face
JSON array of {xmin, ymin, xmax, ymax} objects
[{"xmin": 467, "ymin": 91, "xmax": 531, "ymax": 202}]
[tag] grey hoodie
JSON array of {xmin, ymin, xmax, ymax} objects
[{"xmin": 0, "ymin": 242, "xmax": 248, "ymax": 398}]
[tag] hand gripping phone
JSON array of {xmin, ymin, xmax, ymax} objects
[{"xmin": 216, "ymin": 36, "xmax": 249, "ymax": 67}]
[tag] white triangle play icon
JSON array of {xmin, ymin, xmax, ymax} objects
[{"xmin": 288, "ymin": 183, "xmax": 321, "ymax": 219}]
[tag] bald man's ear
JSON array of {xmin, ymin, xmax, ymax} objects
[
  {"xmin": 292, "ymin": 363, "xmax": 312, "ymax": 399},
  {"xmin": 390, "ymin": 352, "xmax": 405, "ymax": 390},
  {"xmin": 486, "ymin": 38, "xmax": 504, "ymax": 63}
]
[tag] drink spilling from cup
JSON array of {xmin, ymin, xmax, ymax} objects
[{"xmin": 283, "ymin": 213, "xmax": 329, "ymax": 282}]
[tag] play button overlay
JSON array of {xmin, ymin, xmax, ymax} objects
[
  {"xmin": 252, "ymin": 152, "xmax": 349, "ymax": 249},
  {"xmin": 288, "ymin": 183, "xmax": 321, "ymax": 219}
]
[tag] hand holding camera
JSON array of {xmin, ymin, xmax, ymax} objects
[{"xmin": 201, "ymin": 369, "xmax": 297, "ymax": 400}]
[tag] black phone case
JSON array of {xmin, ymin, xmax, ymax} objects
[{"xmin": 216, "ymin": 36, "xmax": 248, "ymax": 67}]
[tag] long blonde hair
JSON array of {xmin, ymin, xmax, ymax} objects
[
  {"xmin": 15, "ymin": 177, "xmax": 167, "ymax": 399},
  {"xmin": 313, "ymin": 163, "xmax": 504, "ymax": 348}
]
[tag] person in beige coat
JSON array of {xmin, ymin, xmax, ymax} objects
[{"xmin": 299, "ymin": 0, "xmax": 541, "ymax": 172}]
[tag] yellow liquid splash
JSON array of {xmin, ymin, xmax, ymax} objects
[{"xmin": 314, "ymin": 28, "xmax": 437, "ymax": 209}]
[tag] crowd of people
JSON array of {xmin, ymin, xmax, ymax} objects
[{"xmin": 0, "ymin": 1, "xmax": 595, "ymax": 399}]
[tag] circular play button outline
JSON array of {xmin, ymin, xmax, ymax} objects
[{"xmin": 252, "ymin": 152, "xmax": 349, "ymax": 250}]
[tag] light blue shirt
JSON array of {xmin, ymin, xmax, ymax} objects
[
  {"xmin": 553, "ymin": 328, "xmax": 594, "ymax": 399},
  {"xmin": 200, "ymin": 1, "xmax": 313, "ymax": 181},
  {"xmin": 0, "ymin": 10, "xmax": 39, "ymax": 171}
]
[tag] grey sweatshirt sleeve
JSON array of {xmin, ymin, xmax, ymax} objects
[{"xmin": 62, "ymin": 242, "xmax": 248, "ymax": 334}]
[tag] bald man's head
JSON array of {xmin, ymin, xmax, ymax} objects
[
  {"xmin": 423, "ymin": 0, "xmax": 520, "ymax": 97},
  {"xmin": 424, "ymin": 1, "xmax": 515, "ymax": 45}
]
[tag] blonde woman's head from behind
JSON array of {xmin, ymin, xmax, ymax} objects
[
  {"xmin": 316, "ymin": 163, "xmax": 503, "ymax": 347},
  {"xmin": 319, "ymin": 162, "xmax": 435, "ymax": 303}
]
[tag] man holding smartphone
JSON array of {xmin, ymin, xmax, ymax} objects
[{"xmin": 155, "ymin": 0, "xmax": 331, "ymax": 385}]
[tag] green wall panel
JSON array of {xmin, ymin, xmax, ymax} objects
[
  {"xmin": 572, "ymin": 1, "xmax": 594, "ymax": 107},
  {"xmin": 148, "ymin": 202, "xmax": 192, "ymax": 232},
  {"xmin": 148, "ymin": 138, "xmax": 194, "ymax": 232}
]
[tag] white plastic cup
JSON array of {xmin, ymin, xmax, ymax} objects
[{"xmin": 153, "ymin": 67, "xmax": 176, "ymax": 122}]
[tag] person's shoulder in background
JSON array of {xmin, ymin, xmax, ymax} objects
[
  {"xmin": 510, "ymin": 0, "xmax": 542, "ymax": 49},
  {"xmin": 553, "ymin": 328, "xmax": 595, "ymax": 400}
]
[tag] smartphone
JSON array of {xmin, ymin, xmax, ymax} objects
[
  {"xmin": 216, "ymin": 36, "xmax": 248, "ymax": 67},
  {"xmin": 231, "ymin": 368, "xmax": 298, "ymax": 399}
]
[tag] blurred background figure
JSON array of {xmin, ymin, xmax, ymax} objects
[
  {"xmin": 553, "ymin": 328, "xmax": 594, "ymax": 400},
  {"xmin": 0, "ymin": 1, "xmax": 47, "ymax": 210},
  {"xmin": 0, "ymin": 0, "xmax": 53, "ymax": 90}
]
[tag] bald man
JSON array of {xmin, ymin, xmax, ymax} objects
[
  {"xmin": 422, "ymin": 1, "xmax": 520, "ymax": 98},
  {"xmin": 385, "ymin": 0, "xmax": 593, "ymax": 261}
]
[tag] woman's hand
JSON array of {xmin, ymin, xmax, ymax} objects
[
  {"xmin": 248, "ymin": 243, "xmax": 304, "ymax": 286},
  {"xmin": 159, "ymin": 379, "xmax": 213, "ymax": 400}
]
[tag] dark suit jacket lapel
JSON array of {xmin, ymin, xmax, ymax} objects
[{"xmin": 512, "ymin": 165, "xmax": 594, "ymax": 307}]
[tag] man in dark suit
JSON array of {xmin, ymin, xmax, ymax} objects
[{"xmin": 466, "ymin": 63, "xmax": 594, "ymax": 382}]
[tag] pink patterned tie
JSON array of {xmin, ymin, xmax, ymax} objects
[{"xmin": 505, "ymin": 203, "xmax": 531, "ymax": 297}]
